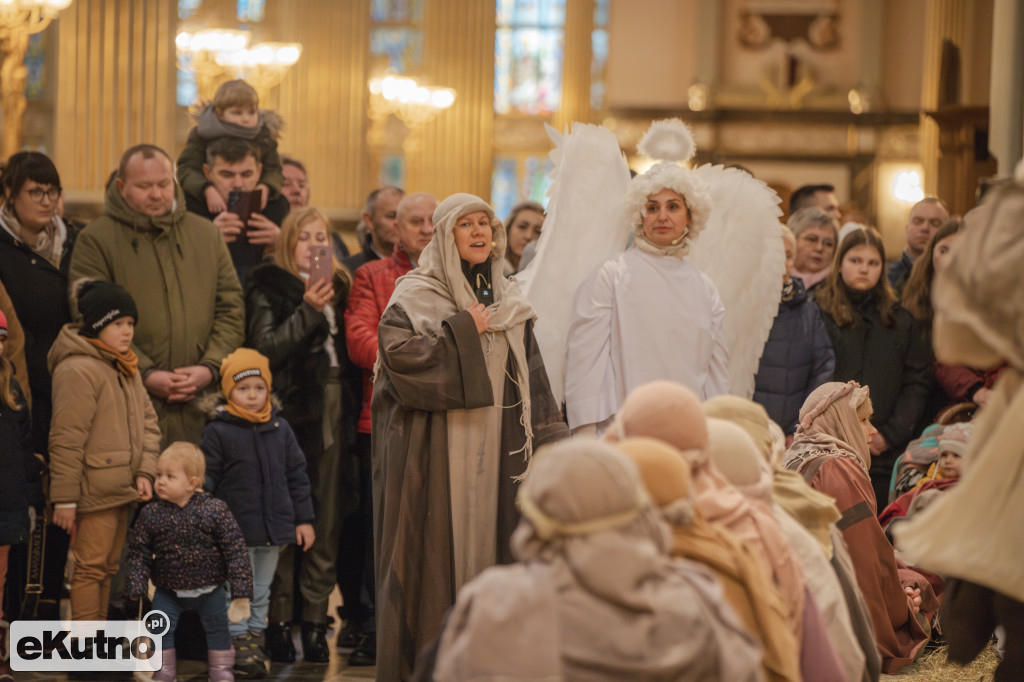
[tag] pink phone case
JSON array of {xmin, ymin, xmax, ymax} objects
[{"xmin": 309, "ymin": 245, "xmax": 332, "ymax": 284}]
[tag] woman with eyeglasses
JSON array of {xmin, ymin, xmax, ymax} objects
[
  {"xmin": 788, "ymin": 207, "xmax": 839, "ymax": 296},
  {"xmin": 0, "ymin": 151, "xmax": 78, "ymax": 621}
]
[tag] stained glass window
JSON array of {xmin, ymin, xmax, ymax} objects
[
  {"xmin": 590, "ymin": 0, "xmax": 610, "ymax": 111},
  {"xmin": 491, "ymin": 154, "xmax": 552, "ymax": 223},
  {"xmin": 25, "ymin": 33, "xmax": 46, "ymax": 100},
  {"xmin": 372, "ymin": 0, "xmax": 423, "ymax": 24},
  {"xmin": 237, "ymin": 0, "xmax": 265, "ymax": 23},
  {"xmin": 178, "ymin": 0, "xmax": 202, "ymax": 19},
  {"xmin": 379, "ymin": 154, "xmax": 406, "ymax": 189},
  {"xmin": 177, "ymin": 53, "xmax": 198, "ymax": 107},
  {"xmin": 494, "ymin": 0, "xmax": 566, "ymax": 115},
  {"xmin": 370, "ymin": 28, "xmax": 424, "ymax": 73}
]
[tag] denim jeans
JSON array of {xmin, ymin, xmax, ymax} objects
[
  {"xmin": 151, "ymin": 585, "xmax": 230, "ymax": 651},
  {"xmin": 229, "ymin": 545, "xmax": 280, "ymax": 637}
]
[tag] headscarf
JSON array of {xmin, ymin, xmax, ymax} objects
[
  {"xmin": 614, "ymin": 436, "xmax": 697, "ymax": 526},
  {"xmin": 705, "ymin": 395, "xmax": 841, "ymax": 558},
  {"xmin": 703, "ymin": 395, "xmax": 774, "ymax": 457},
  {"xmin": 434, "ymin": 438, "xmax": 764, "ymax": 681},
  {"xmin": 706, "ymin": 417, "xmax": 772, "ymax": 497},
  {"xmin": 787, "ymin": 381, "xmax": 871, "ymax": 473},
  {"xmin": 384, "ymin": 192, "xmax": 537, "ymax": 458},
  {"xmin": 894, "ymin": 177, "xmax": 1024, "ymax": 602},
  {"xmin": 617, "ymin": 435, "xmax": 805, "ymax": 682},
  {"xmin": 608, "ymin": 380, "xmax": 806, "ymax": 637}
]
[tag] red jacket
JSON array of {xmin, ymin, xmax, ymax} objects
[{"xmin": 344, "ymin": 248, "xmax": 414, "ymax": 433}]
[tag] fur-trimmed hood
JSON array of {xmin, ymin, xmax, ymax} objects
[
  {"xmin": 198, "ymin": 391, "xmax": 283, "ymax": 420},
  {"xmin": 191, "ymin": 103, "xmax": 284, "ymax": 141}
]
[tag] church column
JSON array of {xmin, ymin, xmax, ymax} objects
[
  {"xmin": 551, "ymin": 0, "xmax": 595, "ymax": 132},
  {"xmin": 409, "ymin": 0, "xmax": 495, "ymax": 199},
  {"xmin": 988, "ymin": 0, "xmax": 1024, "ymax": 176},
  {"xmin": 55, "ymin": 0, "xmax": 177, "ymax": 193},
  {"xmin": 265, "ymin": 0, "xmax": 370, "ymax": 213},
  {"xmin": 919, "ymin": 0, "xmax": 967, "ymax": 194}
]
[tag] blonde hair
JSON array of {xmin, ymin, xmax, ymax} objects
[
  {"xmin": 159, "ymin": 442, "xmax": 205, "ymax": 483},
  {"xmin": 0, "ymin": 356, "xmax": 22, "ymax": 411},
  {"xmin": 780, "ymin": 224, "xmax": 796, "ymax": 255},
  {"xmin": 213, "ymin": 79, "xmax": 258, "ymax": 113},
  {"xmin": 273, "ymin": 206, "xmax": 350, "ymax": 290}
]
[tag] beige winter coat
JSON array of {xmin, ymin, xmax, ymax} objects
[{"xmin": 48, "ymin": 324, "xmax": 160, "ymax": 512}]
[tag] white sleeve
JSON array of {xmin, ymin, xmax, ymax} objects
[
  {"xmin": 564, "ymin": 264, "xmax": 621, "ymax": 430},
  {"xmin": 705, "ymin": 283, "xmax": 731, "ymax": 398}
]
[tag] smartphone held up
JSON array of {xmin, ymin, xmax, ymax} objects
[{"xmin": 309, "ymin": 244, "xmax": 332, "ymax": 285}]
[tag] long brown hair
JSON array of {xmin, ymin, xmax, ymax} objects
[
  {"xmin": 817, "ymin": 227, "xmax": 897, "ymax": 328},
  {"xmin": 901, "ymin": 218, "xmax": 961, "ymax": 332},
  {"xmin": 273, "ymin": 206, "xmax": 351, "ymax": 297},
  {"xmin": 0, "ymin": 356, "xmax": 23, "ymax": 411}
]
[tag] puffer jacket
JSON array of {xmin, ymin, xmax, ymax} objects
[
  {"xmin": 176, "ymin": 106, "xmax": 285, "ymax": 199},
  {"xmin": 202, "ymin": 405, "xmax": 315, "ymax": 547},
  {"xmin": 819, "ymin": 292, "xmax": 932, "ymax": 453},
  {"xmin": 47, "ymin": 324, "xmax": 160, "ymax": 512},
  {"xmin": 125, "ymin": 491, "xmax": 253, "ymax": 599},
  {"xmin": 754, "ymin": 278, "xmax": 835, "ymax": 433},
  {"xmin": 0, "ymin": 375, "xmax": 44, "ymax": 544},
  {"xmin": 69, "ymin": 178, "xmax": 244, "ymax": 446},
  {"xmin": 344, "ymin": 247, "xmax": 413, "ymax": 433},
  {"xmin": 0, "ymin": 215, "xmax": 79, "ymax": 456}
]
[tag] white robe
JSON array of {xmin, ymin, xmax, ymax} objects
[{"xmin": 565, "ymin": 248, "xmax": 729, "ymax": 430}]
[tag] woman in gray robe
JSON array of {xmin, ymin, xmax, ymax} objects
[{"xmin": 371, "ymin": 193, "xmax": 568, "ymax": 681}]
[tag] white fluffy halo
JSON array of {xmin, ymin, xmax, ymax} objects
[{"xmin": 637, "ymin": 118, "xmax": 696, "ymax": 163}]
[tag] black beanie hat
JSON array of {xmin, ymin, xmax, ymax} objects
[{"xmin": 78, "ymin": 281, "xmax": 138, "ymax": 338}]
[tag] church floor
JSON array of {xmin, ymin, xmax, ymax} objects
[{"xmin": 18, "ymin": 588, "xmax": 377, "ymax": 681}]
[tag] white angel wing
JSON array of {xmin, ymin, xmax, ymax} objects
[
  {"xmin": 516, "ymin": 122, "xmax": 632, "ymax": 405},
  {"xmin": 687, "ymin": 165, "xmax": 785, "ymax": 398}
]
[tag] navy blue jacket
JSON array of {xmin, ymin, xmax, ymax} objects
[
  {"xmin": 201, "ymin": 406, "xmax": 315, "ymax": 547},
  {"xmin": 753, "ymin": 278, "xmax": 835, "ymax": 434}
]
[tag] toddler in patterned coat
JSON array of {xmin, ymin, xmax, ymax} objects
[{"xmin": 126, "ymin": 442, "xmax": 253, "ymax": 681}]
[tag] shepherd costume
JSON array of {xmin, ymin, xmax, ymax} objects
[
  {"xmin": 371, "ymin": 193, "xmax": 568, "ymax": 681},
  {"xmin": 785, "ymin": 381, "xmax": 936, "ymax": 673}
]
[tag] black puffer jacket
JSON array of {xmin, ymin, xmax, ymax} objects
[
  {"xmin": 820, "ymin": 291, "xmax": 932, "ymax": 452},
  {"xmin": 0, "ymin": 376, "xmax": 44, "ymax": 544},
  {"xmin": 244, "ymin": 264, "xmax": 358, "ymax": 461},
  {"xmin": 0, "ymin": 220, "xmax": 78, "ymax": 457}
]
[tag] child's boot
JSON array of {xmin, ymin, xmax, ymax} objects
[
  {"xmin": 208, "ymin": 649, "xmax": 235, "ymax": 682},
  {"xmin": 152, "ymin": 647, "xmax": 176, "ymax": 681}
]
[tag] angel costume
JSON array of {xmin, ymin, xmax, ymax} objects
[
  {"xmin": 559, "ymin": 120, "xmax": 784, "ymax": 431},
  {"xmin": 565, "ymin": 124, "xmax": 728, "ymax": 431},
  {"xmin": 371, "ymin": 194, "xmax": 568, "ymax": 681}
]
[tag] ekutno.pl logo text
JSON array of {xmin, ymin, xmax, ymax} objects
[{"xmin": 11, "ymin": 610, "xmax": 170, "ymax": 672}]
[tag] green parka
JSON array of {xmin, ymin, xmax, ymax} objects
[{"xmin": 69, "ymin": 178, "xmax": 244, "ymax": 446}]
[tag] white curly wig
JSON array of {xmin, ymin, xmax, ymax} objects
[{"xmin": 625, "ymin": 119, "xmax": 712, "ymax": 248}]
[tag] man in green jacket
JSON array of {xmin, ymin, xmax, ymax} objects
[{"xmin": 70, "ymin": 144, "xmax": 244, "ymax": 447}]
